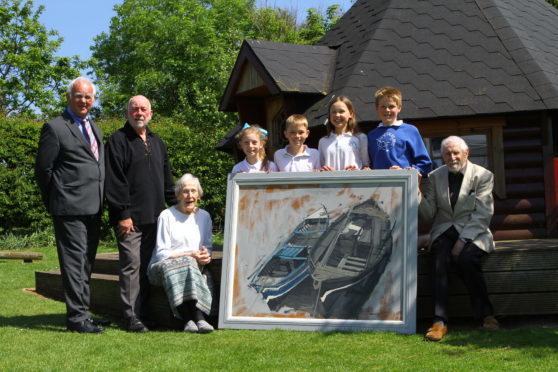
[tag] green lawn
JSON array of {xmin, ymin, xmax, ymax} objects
[{"xmin": 1, "ymin": 245, "xmax": 556, "ymax": 371}]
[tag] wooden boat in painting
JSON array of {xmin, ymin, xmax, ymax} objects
[
  {"xmin": 247, "ymin": 207, "xmax": 329, "ymax": 303},
  {"xmin": 307, "ymin": 198, "xmax": 393, "ymax": 319}
]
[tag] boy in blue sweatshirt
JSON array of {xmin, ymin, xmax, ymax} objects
[{"xmin": 367, "ymin": 87, "xmax": 432, "ymax": 177}]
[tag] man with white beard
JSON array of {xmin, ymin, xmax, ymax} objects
[
  {"xmin": 418, "ymin": 136, "xmax": 499, "ymax": 341},
  {"xmin": 105, "ymin": 95, "xmax": 176, "ymax": 332}
]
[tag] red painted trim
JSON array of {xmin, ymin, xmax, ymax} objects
[{"xmin": 548, "ymin": 158, "xmax": 558, "ymax": 237}]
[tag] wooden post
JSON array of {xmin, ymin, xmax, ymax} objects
[{"xmin": 0, "ymin": 251, "xmax": 43, "ymax": 263}]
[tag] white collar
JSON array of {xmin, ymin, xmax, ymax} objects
[
  {"xmin": 329, "ymin": 132, "xmax": 353, "ymax": 137},
  {"xmin": 243, "ymin": 158, "xmax": 262, "ymax": 169},
  {"xmin": 283, "ymin": 145, "xmax": 309, "ymax": 157},
  {"xmin": 378, "ymin": 120, "xmax": 403, "ymax": 127}
]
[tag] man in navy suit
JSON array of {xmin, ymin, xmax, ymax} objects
[
  {"xmin": 419, "ymin": 136, "xmax": 499, "ymax": 341},
  {"xmin": 35, "ymin": 77, "xmax": 107, "ymax": 333}
]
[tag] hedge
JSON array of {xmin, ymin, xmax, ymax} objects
[{"xmin": 0, "ymin": 115, "xmax": 234, "ymax": 236}]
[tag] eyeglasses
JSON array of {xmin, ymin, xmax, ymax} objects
[{"xmin": 71, "ymin": 93, "xmax": 95, "ymax": 101}]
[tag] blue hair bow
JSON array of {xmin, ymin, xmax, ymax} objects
[{"xmin": 243, "ymin": 123, "xmax": 268, "ymax": 136}]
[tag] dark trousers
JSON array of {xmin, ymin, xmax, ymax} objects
[
  {"xmin": 431, "ymin": 226, "xmax": 494, "ymax": 323},
  {"xmin": 52, "ymin": 214, "xmax": 100, "ymax": 324},
  {"xmin": 116, "ymin": 223, "xmax": 157, "ymax": 320}
]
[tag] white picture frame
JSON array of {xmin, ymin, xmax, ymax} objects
[{"xmin": 218, "ymin": 170, "xmax": 418, "ymax": 334}]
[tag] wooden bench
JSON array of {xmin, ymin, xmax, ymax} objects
[
  {"xmin": 417, "ymin": 239, "xmax": 558, "ymax": 318},
  {"xmin": 34, "ymin": 240, "xmax": 558, "ymax": 328},
  {"xmin": 35, "ymin": 251, "xmax": 223, "ymax": 329},
  {"xmin": 0, "ymin": 251, "xmax": 43, "ymax": 263}
]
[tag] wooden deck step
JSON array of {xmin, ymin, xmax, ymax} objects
[
  {"xmin": 417, "ymin": 240, "xmax": 558, "ymax": 318},
  {"xmin": 35, "ymin": 241, "xmax": 558, "ymax": 322},
  {"xmin": 35, "ymin": 270, "xmax": 185, "ymax": 329},
  {"xmin": 93, "ymin": 252, "xmax": 119, "ymax": 275},
  {"xmin": 35, "ymin": 251, "xmax": 223, "ymax": 329},
  {"xmin": 92, "ymin": 251, "xmax": 224, "ymax": 276}
]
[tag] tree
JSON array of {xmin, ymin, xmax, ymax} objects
[
  {"xmin": 90, "ymin": 0, "xmax": 342, "ymax": 118},
  {"xmin": 248, "ymin": 6, "xmax": 301, "ymax": 44},
  {"xmin": 90, "ymin": 0, "xmax": 256, "ymax": 119},
  {"xmin": 0, "ymin": 0, "xmax": 82, "ymax": 117},
  {"xmin": 299, "ymin": 5, "xmax": 341, "ymax": 44},
  {"xmin": 89, "ymin": 0, "xmax": 344, "ymax": 225}
]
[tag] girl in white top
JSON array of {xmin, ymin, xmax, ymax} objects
[
  {"xmin": 318, "ymin": 96, "xmax": 370, "ymax": 171},
  {"xmin": 232, "ymin": 124, "xmax": 278, "ymax": 173}
]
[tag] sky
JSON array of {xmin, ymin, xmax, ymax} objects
[{"xmin": 33, "ymin": 0, "xmax": 355, "ymax": 62}]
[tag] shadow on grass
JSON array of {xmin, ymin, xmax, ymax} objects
[
  {"xmin": 443, "ymin": 327, "xmax": 558, "ymax": 352},
  {"xmin": 315, "ymin": 315, "xmax": 558, "ymax": 353},
  {"xmin": 0, "ymin": 313, "xmax": 68, "ymax": 332},
  {"xmin": 417, "ymin": 315, "xmax": 558, "ymax": 350}
]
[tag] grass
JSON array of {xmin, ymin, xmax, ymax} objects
[{"xmin": 1, "ymin": 244, "xmax": 557, "ymax": 371}]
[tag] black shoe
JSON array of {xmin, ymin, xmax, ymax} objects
[
  {"xmin": 89, "ymin": 317, "xmax": 111, "ymax": 326},
  {"xmin": 127, "ymin": 317, "xmax": 149, "ymax": 333},
  {"xmin": 67, "ymin": 320, "xmax": 105, "ymax": 334},
  {"xmin": 140, "ymin": 317, "xmax": 158, "ymax": 329}
]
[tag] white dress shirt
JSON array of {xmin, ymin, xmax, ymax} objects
[{"xmin": 274, "ymin": 145, "xmax": 320, "ymax": 172}]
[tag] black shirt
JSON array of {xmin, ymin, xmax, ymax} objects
[
  {"xmin": 105, "ymin": 122, "xmax": 176, "ymax": 226},
  {"xmin": 448, "ymin": 169, "xmax": 464, "ymax": 210}
]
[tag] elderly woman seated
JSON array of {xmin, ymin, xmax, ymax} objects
[{"xmin": 147, "ymin": 173, "xmax": 215, "ymax": 333}]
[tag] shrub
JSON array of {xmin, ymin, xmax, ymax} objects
[
  {"xmin": 0, "ymin": 115, "xmax": 233, "ymax": 236},
  {"xmin": 0, "ymin": 116, "xmax": 49, "ymax": 231}
]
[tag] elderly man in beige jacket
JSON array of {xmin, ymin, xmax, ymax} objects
[{"xmin": 419, "ymin": 135, "xmax": 499, "ymax": 341}]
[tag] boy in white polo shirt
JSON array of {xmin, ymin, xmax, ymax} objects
[{"xmin": 274, "ymin": 114, "xmax": 321, "ymax": 172}]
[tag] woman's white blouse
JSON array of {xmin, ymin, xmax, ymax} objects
[{"xmin": 149, "ymin": 206, "xmax": 212, "ymax": 267}]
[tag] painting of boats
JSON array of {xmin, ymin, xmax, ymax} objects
[
  {"xmin": 220, "ymin": 171, "xmax": 418, "ymax": 333},
  {"xmin": 248, "ymin": 198, "xmax": 393, "ymax": 319},
  {"xmin": 247, "ymin": 207, "xmax": 329, "ymax": 305},
  {"xmin": 308, "ymin": 198, "xmax": 393, "ymax": 319}
]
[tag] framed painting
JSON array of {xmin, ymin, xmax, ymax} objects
[{"xmin": 218, "ymin": 170, "xmax": 418, "ymax": 334}]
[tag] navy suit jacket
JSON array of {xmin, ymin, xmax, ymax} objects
[{"xmin": 35, "ymin": 110, "xmax": 105, "ymax": 216}]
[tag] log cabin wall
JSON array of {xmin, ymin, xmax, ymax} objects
[{"xmin": 494, "ymin": 113, "xmax": 548, "ymax": 240}]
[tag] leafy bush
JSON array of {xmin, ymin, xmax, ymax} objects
[
  {"xmin": 0, "ymin": 116, "xmax": 49, "ymax": 231},
  {"xmin": 0, "ymin": 225, "xmax": 55, "ymax": 250},
  {"xmin": 0, "ymin": 115, "xmax": 233, "ymax": 236}
]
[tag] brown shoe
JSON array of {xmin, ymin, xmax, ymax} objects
[
  {"xmin": 425, "ymin": 323, "xmax": 448, "ymax": 341},
  {"xmin": 482, "ymin": 316, "xmax": 500, "ymax": 331}
]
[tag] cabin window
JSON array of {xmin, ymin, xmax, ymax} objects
[
  {"xmin": 424, "ymin": 134, "xmax": 489, "ymax": 170},
  {"xmin": 415, "ymin": 118, "xmax": 506, "ymax": 198}
]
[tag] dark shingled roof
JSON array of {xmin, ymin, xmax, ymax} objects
[
  {"xmin": 247, "ymin": 40, "xmax": 337, "ymax": 94},
  {"xmin": 219, "ymin": 39, "xmax": 337, "ymax": 111},
  {"xmin": 303, "ymin": 0, "xmax": 558, "ymax": 125}
]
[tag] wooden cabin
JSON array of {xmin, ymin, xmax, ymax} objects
[
  {"xmin": 216, "ymin": 0, "xmax": 558, "ymax": 318},
  {"xmin": 219, "ymin": 0, "xmax": 558, "ymax": 242}
]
